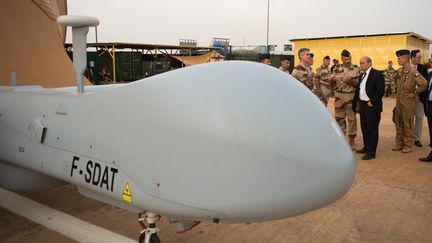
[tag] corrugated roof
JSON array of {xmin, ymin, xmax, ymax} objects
[
  {"xmin": 65, "ymin": 42, "xmax": 220, "ymax": 50},
  {"xmin": 289, "ymin": 32, "xmax": 432, "ymax": 43}
]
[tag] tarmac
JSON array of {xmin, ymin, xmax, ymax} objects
[{"xmin": 1, "ymin": 97, "xmax": 432, "ymax": 243}]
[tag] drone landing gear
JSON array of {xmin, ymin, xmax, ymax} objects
[{"xmin": 138, "ymin": 212, "xmax": 161, "ymax": 243}]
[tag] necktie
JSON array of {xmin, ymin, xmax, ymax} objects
[{"xmin": 360, "ymin": 72, "xmax": 366, "ymax": 81}]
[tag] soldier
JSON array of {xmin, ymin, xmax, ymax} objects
[
  {"xmin": 392, "ymin": 49, "xmax": 427, "ymax": 153},
  {"xmin": 259, "ymin": 53, "xmax": 271, "ymax": 65},
  {"xmin": 315, "ymin": 56, "xmax": 332, "ymax": 106},
  {"xmin": 331, "ymin": 49, "xmax": 360, "ymax": 150},
  {"xmin": 384, "ymin": 61, "xmax": 396, "ymax": 97},
  {"xmin": 291, "ymin": 48, "xmax": 315, "ymax": 91},
  {"xmin": 331, "ymin": 59, "xmax": 340, "ymax": 73}
]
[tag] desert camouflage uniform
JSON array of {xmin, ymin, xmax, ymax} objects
[
  {"xmin": 332, "ymin": 64, "xmax": 360, "ymax": 149},
  {"xmin": 315, "ymin": 65, "xmax": 332, "ymax": 106},
  {"xmin": 384, "ymin": 66, "xmax": 397, "ymax": 96},
  {"xmin": 291, "ymin": 63, "xmax": 314, "ymax": 92},
  {"xmin": 393, "ymin": 66, "xmax": 427, "ymax": 152}
]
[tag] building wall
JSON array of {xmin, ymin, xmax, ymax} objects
[
  {"xmin": 292, "ymin": 34, "xmax": 430, "ymax": 71},
  {"xmin": 406, "ymin": 36, "xmax": 430, "ymax": 63}
]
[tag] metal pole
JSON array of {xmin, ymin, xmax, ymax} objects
[
  {"xmin": 95, "ymin": 26, "xmax": 98, "ymax": 43},
  {"xmin": 266, "ymin": 0, "xmax": 270, "ymax": 53},
  {"xmin": 112, "ymin": 45, "xmax": 116, "ymax": 83},
  {"xmin": 10, "ymin": 72, "xmax": 16, "ymax": 86}
]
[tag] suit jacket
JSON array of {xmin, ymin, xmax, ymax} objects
[
  {"xmin": 352, "ymin": 68, "xmax": 385, "ymax": 112},
  {"xmin": 417, "ymin": 63, "xmax": 429, "ymax": 80},
  {"xmin": 424, "ymin": 72, "xmax": 432, "ymax": 105},
  {"xmin": 418, "ymin": 63, "xmax": 430, "ymax": 102}
]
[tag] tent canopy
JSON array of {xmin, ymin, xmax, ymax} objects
[
  {"xmin": 171, "ymin": 52, "xmax": 225, "ymax": 66},
  {"xmin": 0, "ymin": 0, "xmax": 91, "ymax": 88}
]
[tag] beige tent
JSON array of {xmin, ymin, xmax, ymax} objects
[
  {"xmin": 172, "ymin": 52, "xmax": 225, "ymax": 67},
  {"xmin": 0, "ymin": 0, "xmax": 91, "ymax": 87}
]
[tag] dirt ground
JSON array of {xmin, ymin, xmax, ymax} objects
[{"xmin": 1, "ymin": 97, "xmax": 432, "ymax": 243}]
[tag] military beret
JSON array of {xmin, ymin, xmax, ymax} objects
[
  {"xmin": 258, "ymin": 53, "xmax": 271, "ymax": 62},
  {"xmin": 341, "ymin": 49, "xmax": 351, "ymax": 57},
  {"xmin": 310, "ymin": 53, "xmax": 314, "ymax": 58},
  {"xmin": 396, "ymin": 49, "xmax": 410, "ymax": 57}
]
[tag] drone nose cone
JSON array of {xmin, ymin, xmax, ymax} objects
[
  {"xmin": 119, "ymin": 61, "xmax": 355, "ymax": 222},
  {"xmin": 217, "ymin": 69, "xmax": 356, "ymax": 221},
  {"xmin": 190, "ymin": 61, "xmax": 356, "ymax": 221}
]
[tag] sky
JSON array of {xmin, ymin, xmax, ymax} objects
[{"xmin": 67, "ymin": 0, "xmax": 432, "ymax": 51}]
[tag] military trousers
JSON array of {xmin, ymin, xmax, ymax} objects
[
  {"xmin": 384, "ymin": 81, "xmax": 396, "ymax": 97},
  {"xmin": 394, "ymin": 104, "xmax": 416, "ymax": 149},
  {"xmin": 334, "ymin": 91, "xmax": 357, "ymax": 138},
  {"xmin": 320, "ymin": 85, "xmax": 331, "ymax": 106}
]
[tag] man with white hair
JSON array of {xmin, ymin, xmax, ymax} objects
[{"xmin": 352, "ymin": 56, "xmax": 385, "ymax": 160}]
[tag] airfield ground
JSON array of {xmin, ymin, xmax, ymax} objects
[{"xmin": 1, "ymin": 97, "xmax": 432, "ymax": 243}]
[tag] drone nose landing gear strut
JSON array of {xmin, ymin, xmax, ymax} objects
[{"xmin": 138, "ymin": 212, "xmax": 161, "ymax": 243}]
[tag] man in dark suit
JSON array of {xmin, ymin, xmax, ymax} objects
[
  {"xmin": 419, "ymin": 72, "xmax": 432, "ymax": 162},
  {"xmin": 411, "ymin": 50, "xmax": 429, "ymax": 147},
  {"xmin": 352, "ymin": 56, "xmax": 385, "ymax": 160}
]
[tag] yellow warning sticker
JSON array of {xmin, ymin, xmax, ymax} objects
[{"xmin": 122, "ymin": 183, "xmax": 133, "ymax": 203}]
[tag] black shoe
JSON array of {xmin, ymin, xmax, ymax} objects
[
  {"xmin": 356, "ymin": 148, "xmax": 367, "ymax": 154},
  {"xmin": 419, "ymin": 151, "xmax": 432, "ymax": 162},
  {"xmin": 362, "ymin": 154, "xmax": 375, "ymax": 160},
  {"xmin": 414, "ymin": 140, "xmax": 423, "ymax": 147}
]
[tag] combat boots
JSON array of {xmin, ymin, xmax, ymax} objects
[{"xmin": 402, "ymin": 147, "xmax": 412, "ymax": 153}]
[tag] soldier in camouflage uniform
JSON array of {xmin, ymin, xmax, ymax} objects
[
  {"xmin": 331, "ymin": 50, "xmax": 360, "ymax": 150},
  {"xmin": 392, "ymin": 50, "xmax": 427, "ymax": 153},
  {"xmin": 291, "ymin": 48, "xmax": 315, "ymax": 92},
  {"xmin": 384, "ymin": 61, "xmax": 397, "ymax": 97},
  {"xmin": 314, "ymin": 55, "xmax": 332, "ymax": 106}
]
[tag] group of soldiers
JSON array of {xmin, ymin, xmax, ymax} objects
[
  {"xmin": 288, "ymin": 49, "xmax": 360, "ymax": 149},
  {"xmin": 285, "ymin": 48, "xmax": 428, "ymax": 153}
]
